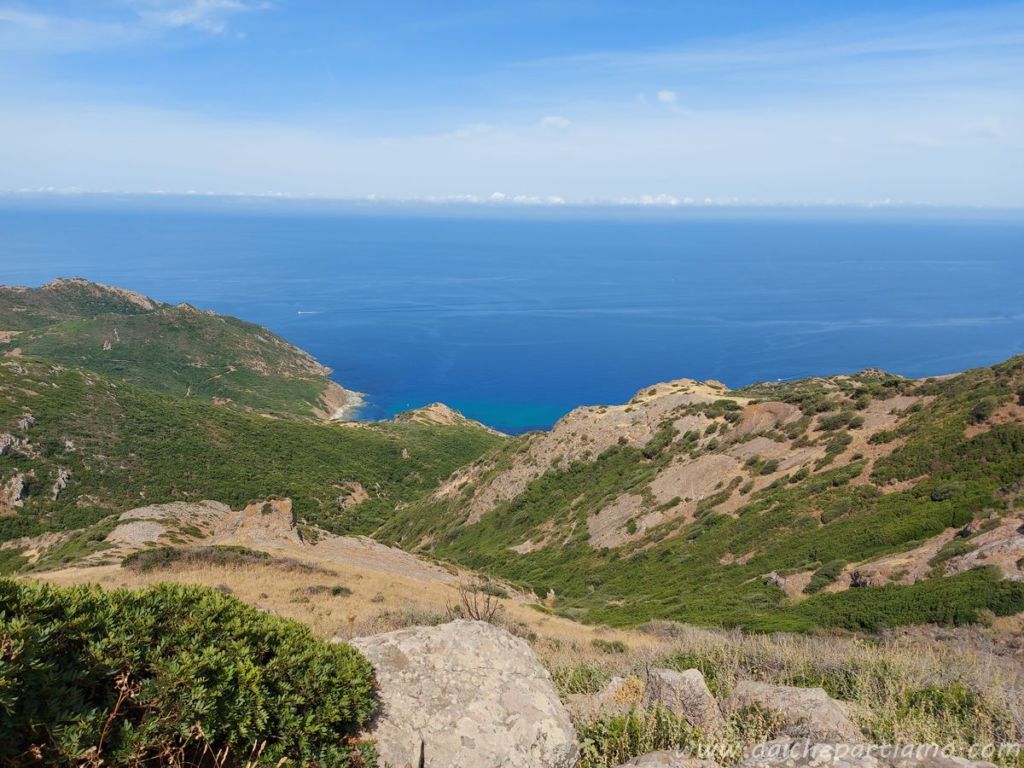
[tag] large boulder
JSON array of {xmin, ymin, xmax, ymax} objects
[
  {"xmin": 740, "ymin": 740, "xmax": 996, "ymax": 768},
  {"xmin": 614, "ymin": 752, "xmax": 720, "ymax": 767},
  {"xmin": 643, "ymin": 668, "xmax": 725, "ymax": 734},
  {"xmin": 725, "ymin": 682, "xmax": 861, "ymax": 742},
  {"xmin": 348, "ymin": 619, "xmax": 578, "ymax": 768}
]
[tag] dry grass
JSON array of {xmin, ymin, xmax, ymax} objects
[
  {"xmin": 537, "ymin": 621, "xmax": 1024, "ymax": 767},
  {"xmin": 30, "ymin": 551, "xmax": 1024, "ymax": 768},
  {"xmin": 31, "ymin": 549, "xmax": 641, "ymax": 648}
]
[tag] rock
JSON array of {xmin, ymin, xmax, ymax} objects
[
  {"xmin": 16, "ymin": 413, "xmax": 34, "ymax": 432},
  {"xmin": 0, "ymin": 433, "xmax": 16, "ymax": 456},
  {"xmin": 725, "ymin": 682, "xmax": 861, "ymax": 742},
  {"xmin": 348, "ymin": 619, "xmax": 577, "ymax": 768},
  {"xmin": 643, "ymin": 668, "xmax": 725, "ymax": 734},
  {"xmin": 565, "ymin": 675, "xmax": 642, "ymax": 721},
  {"xmin": 211, "ymin": 498, "xmax": 303, "ymax": 546},
  {"xmin": 336, "ymin": 481, "xmax": 370, "ymax": 510},
  {"xmin": 1, "ymin": 472, "xmax": 31, "ymax": 515},
  {"xmin": 614, "ymin": 752, "xmax": 720, "ymax": 767},
  {"xmin": 739, "ymin": 740, "xmax": 996, "ymax": 768},
  {"xmin": 51, "ymin": 468, "xmax": 70, "ymax": 501}
]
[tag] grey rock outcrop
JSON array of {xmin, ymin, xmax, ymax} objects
[
  {"xmin": 740, "ymin": 740, "xmax": 996, "ymax": 768},
  {"xmin": 1, "ymin": 472, "xmax": 31, "ymax": 515},
  {"xmin": 643, "ymin": 668, "xmax": 725, "ymax": 734},
  {"xmin": 349, "ymin": 619, "xmax": 578, "ymax": 768},
  {"xmin": 725, "ymin": 682, "xmax": 861, "ymax": 742},
  {"xmin": 565, "ymin": 675, "xmax": 639, "ymax": 721},
  {"xmin": 51, "ymin": 467, "xmax": 70, "ymax": 501}
]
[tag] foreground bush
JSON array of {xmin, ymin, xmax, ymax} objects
[{"xmin": 0, "ymin": 580, "xmax": 377, "ymax": 767}]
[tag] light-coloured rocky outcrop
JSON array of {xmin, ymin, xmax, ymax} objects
[
  {"xmin": 348, "ymin": 619, "xmax": 578, "ymax": 768},
  {"xmin": 725, "ymin": 682, "xmax": 862, "ymax": 742},
  {"xmin": 51, "ymin": 467, "xmax": 70, "ymax": 501},
  {"xmin": 1, "ymin": 472, "xmax": 31, "ymax": 516},
  {"xmin": 643, "ymin": 668, "xmax": 725, "ymax": 734}
]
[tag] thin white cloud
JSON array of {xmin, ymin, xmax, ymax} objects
[
  {"xmin": 1, "ymin": 97, "xmax": 1020, "ymax": 206},
  {"xmin": 0, "ymin": 0, "xmax": 267, "ymax": 51},
  {"xmin": 130, "ymin": 0, "xmax": 269, "ymax": 34},
  {"xmin": 0, "ymin": 7, "xmax": 141, "ymax": 52},
  {"xmin": 656, "ymin": 89, "xmax": 677, "ymax": 104},
  {"xmin": 540, "ymin": 115, "xmax": 570, "ymax": 128}
]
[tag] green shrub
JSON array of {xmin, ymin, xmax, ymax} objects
[
  {"xmin": 576, "ymin": 708, "xmax": 692, "ymax": 768},
  {"xmin": 899, "ymin": 682, "xmax": 988, "ymax": 729},
  {"xmin": 928, "ymin": 538, "xmax": 977, "ymax": 567},
  {"xmin": 121, "ymin": 545, "xmax": 331, "ymax": 575},
  {"xmin": 968, "ymin": 397, "xmax": 999, "ymax": 425},
  {"xmin": 0, "ymin": 580, "xmax": 377, "ymax": 766},
  {"xmin": 552, "ymin": 663, "xmax": 612, "ymax": 695},
  {"xmin": 591, "ymin": 638, "xmax": 628, "ymax": 654},
  {"xmin": 804, "ymin": 560, "xmax": 846, "ymax": 594}
]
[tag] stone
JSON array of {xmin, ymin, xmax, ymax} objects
[
  {"xmin": 643, "ymin": 668, "xmax": 725, "ymax": 734},
  {"xmin": 51, "ymin": 467, "xmax": 70, "ymax": 501},
  {"xmin": 725, "ymin": 682, "xmax": 861, "ymax": 742},
  {"xmin": 1, "ymin": 472, "xmax": 31, "ymax": 516},
  {"xmin": 564, "ymin": 675, "xmax": 643, "ymax": 722},
  {"xmin": 348, "ymin": 619, "xmax": 577, "ymax": 768},
  {"xmin": 614, "ymin": 751, "xmax": 721, "ymax": 767}
]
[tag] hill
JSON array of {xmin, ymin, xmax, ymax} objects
[
  {"xmin": 4, "ymin": 278, "xmax": 1023, "ymax": 635},
  {"xmin": 0, "ymin": 350, "xmax": 502, "ymax": 569},
  {"xmin": 0, "ymin": 278, "xmax": 354, "ymax": 420},
  {"xmin": 376, "ymin": 359, "xmax": 1024, "ymax": 631}
]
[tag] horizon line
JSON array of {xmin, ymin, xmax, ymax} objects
[{"xmin": 3, "ymin": 188, "xmax": 1023, "ymax": 213}]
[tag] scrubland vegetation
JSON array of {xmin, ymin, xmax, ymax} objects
[
  {"xmin": 0, "ymin": 579, "xmax": 377, "ymax": 767},
  {"xmin": 541, "ymin": 621, "xmax": 1024, "ymax": 768},
  {"xmin": 380, "ymin": 358, "xmax": 1024, "ymax": 632}
]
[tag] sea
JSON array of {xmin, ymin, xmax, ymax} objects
[{"xmin": 1, "ymin": 197, "xmax": 1022, "ymax": 434}]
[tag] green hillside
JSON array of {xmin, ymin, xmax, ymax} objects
[
  {"xmin": 376, "ymin": 358, "xmax": 1024, "ymax": 632},
  {"xmin": 0, "ymin": 279, "xmax": 350, "ymax": 420},
  {"xmin": 0, "ymin": 355, "xmax": 503, "ymax": 557},
  {"xmin": 0, "ymin": 278, "xmax": 162, "ymax": 331}
]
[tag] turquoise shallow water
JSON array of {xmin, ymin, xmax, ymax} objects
[{"xmin": 2, "ymin": 200, "xmax": 1023, "ymax": 433}]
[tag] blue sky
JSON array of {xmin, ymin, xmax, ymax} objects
[{"xmin": 1, "ymin": 1, "xmax": 1022, "ymax": 205}]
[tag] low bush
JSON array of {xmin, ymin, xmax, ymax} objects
[
  {"xmin": 0, "ymin": 580, "xmax": 377, "ymax": 766},
  {"xmin": 591, "ymin": 638, "xmax": 628, "ymax": 654},
  {"xmin": 121, "ymin": 545, "xmax": 332, "ymax": 575},
  {"xmin": 804, "ymin": 560, "xmax": 845, "ymax": 594}
]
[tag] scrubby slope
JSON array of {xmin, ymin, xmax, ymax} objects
[
  {"xmin": 378, "ymin": 359, "xmax": 1024, "ymax": 631},
  {"xmin": 0, "ymin": 355, "xmax": 503, "ymax": 564},
  {"xmin": 0, "ymin": 278, "xmax": 352, "ymax": 420}
]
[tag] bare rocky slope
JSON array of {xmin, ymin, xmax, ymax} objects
[{"xmin": 378, "ymin": 359, "xmax": 1024, "ymax": 631}]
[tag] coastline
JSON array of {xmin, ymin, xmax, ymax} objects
[
  {"xmin": 331, "ymin": 390, "xmax": 367, "ymax": 421},
  {"xmin": 317, "ymin": 380, "xmax": 367, "ymax": 422}
]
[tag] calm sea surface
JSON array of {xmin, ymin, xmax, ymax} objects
[{"xmin": 2, "ymin": 201, "xmax": 1022, "ymax": 433}]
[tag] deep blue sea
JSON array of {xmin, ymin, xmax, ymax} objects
[{"xmin": 2, "ymin": 200, "xmax": 1022, "ymax": 433}]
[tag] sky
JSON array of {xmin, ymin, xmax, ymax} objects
[{"xmin": 0, "ymin": 1, "xmax": 1022, "ymax": 206}]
